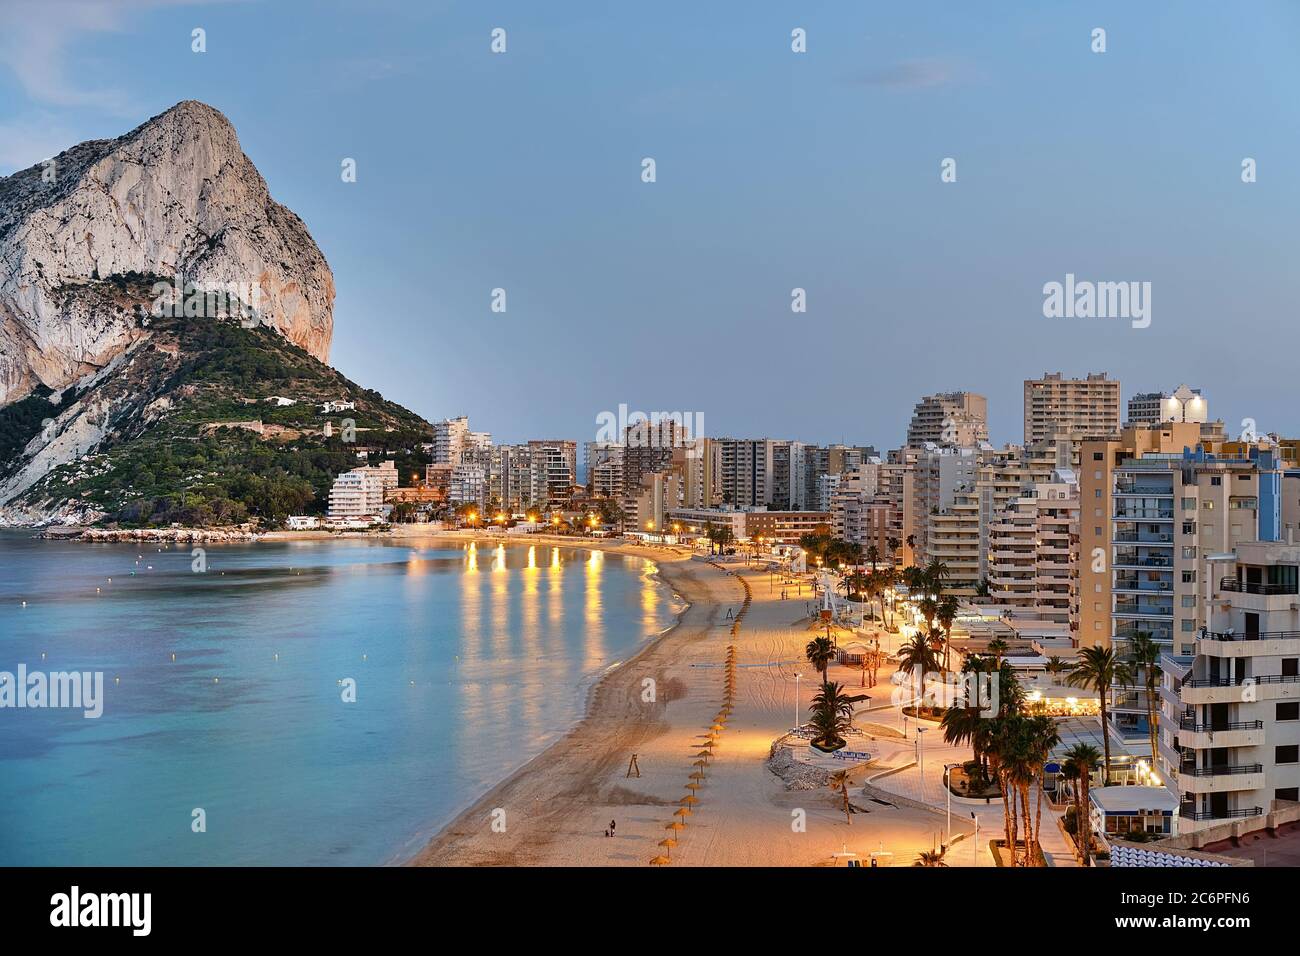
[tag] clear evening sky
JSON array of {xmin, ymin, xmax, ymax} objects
[{"xmin": 2, "ymin": 1, "xmax": 1297, "ymax": 449}]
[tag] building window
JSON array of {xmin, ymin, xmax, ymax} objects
[
  {"xmin": 1276, "ymin": 702, "xmax": 1299, "ymax": 722},
  {"xmin": 1182, "ymin": 498, "xmax": 1195, "ymax": 510},
  {"xmin": 1094, "ymin": 452, "xmax": 1104, "ymax": 461},
  {"xmin": 1284, "ymin": 659, "xmax": 1299, "ymax": 677},
  {"xmin": 1094, "ymin": 621, "xmax": 1102, "ymax": 631},
  {"xmin": 1181, "ymin": 595, "xmax": 1196, "ymax": 608},
  {"xmin": 1276, "ymin": 745, "xmax": 1299, "ymax": 765},
  {"xmin": 1202, "ymin": 500, "xmax": 1215, "ymax": 510},
  {"xmin": 1182, "ymin": 570, "xmax": 1196, "ymax": 583},
  {"xmin": 1095, "ymin": 489, "xmax": 1102, "ymax": 498},
  {"xmin": 1182, "ymin": 522, "xmax": 1196, "ymax": 535},
  {"xmin": 1277, "ymin": 788, "xmax": 1300, "ymax": 803},
  {"xmin": 1211, "ymin": 476, "xmax": 1222, "ymax": 486},
  {"xmin": 1181, "ymin": 620, "xmax": 1195, "ymax": 632}
]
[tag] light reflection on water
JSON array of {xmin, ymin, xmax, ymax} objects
[{"xmin": 0, "ymin": 533, "xmax": 679, "ymax": 866}]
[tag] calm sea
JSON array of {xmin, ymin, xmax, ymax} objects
[{"xmin": 0, "ymin": 532, "xmax": 678, "ymax": 865}]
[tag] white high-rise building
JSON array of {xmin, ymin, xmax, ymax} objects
[
  {"xmin": 328, "ymin": 460, "xmax": 398, "ymax": 519},
  {"xmin": 1160, "ymin": 539, "xmax": 1300, "ymax": 832}
]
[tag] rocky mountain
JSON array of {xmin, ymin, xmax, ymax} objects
[
  {"xmin": 0, "ymin": 100, "xmax": 334, "ymax": 408},
  {"xmin": 0, "ymin": 103, "xmax": 430, "ymax": 527}
]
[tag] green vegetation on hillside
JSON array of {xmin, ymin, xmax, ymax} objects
[{"xmin": 8, "ymin": 308, "xmax": 433, "ymax": 528}]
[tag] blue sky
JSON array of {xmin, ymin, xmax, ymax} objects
[{"xmin": 2, "ymin": 1, "xmax": 1298, "ymax": 449}]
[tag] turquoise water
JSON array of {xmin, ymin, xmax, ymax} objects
[{"xmin": 0, "ymin": 532, "xmax": 678, "ymax": 865}]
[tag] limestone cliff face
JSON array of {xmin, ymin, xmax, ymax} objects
[{"xmin": 0, "ymin": 100, "xmax": 334, "ymax": 407}]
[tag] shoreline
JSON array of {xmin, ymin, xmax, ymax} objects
[{"xmin": 407, "ymin": 547, "xmax": 735, "ymax": 866}]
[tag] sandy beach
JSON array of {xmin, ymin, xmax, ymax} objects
[{"xmin": 411, "ymin": 540, "xmax": 974, "ymax": 867}]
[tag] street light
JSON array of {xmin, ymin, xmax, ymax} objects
[
  {"xmin": 916, "ymin": 727, "xmax": 929, "ymax": 799},
  {"xmin": 943, "ymin": 763, "xmax": 955, "ymax": 844},
  {"xmin": 793, "ymin": 673, "xmax": 803, "ymax": 730}
]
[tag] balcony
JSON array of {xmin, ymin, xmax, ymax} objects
[
  {"xmin": 1115, "ymin": 483, "xmax": 1174, "ymax": 497},
  {"xmin": 1114, "ymin": 507, "xmax": 1175, "ymax": 520},
  {"xmin": 1181, "ymin": 672, "xmax": 1300, "ymax": 705},
  {"xmin": 1181, "ymin": 807, "xmax": 1263, "ymax": 822},
  {"xmin": 1113, "ymin": 556, "xmax": 1173, "ymax": 569},
  {"xmin": 1113, "ymin": 601, "xmax": 1174, "ymax": 619},
  {"xmin": 1177, "ymin": 718, "xmax": 1265, "ymax": 749},
  {"xmin": 1113, "ymin": 531, "xmax": 1173, "ymax": 544},
  {"xmin": 1114, "ymin": 578, "xmax": 1173, "ymax": 594},
  {"xmin": 1179, "ymin": 764, "xmax": 1266, "ymax": 794},
  {"xmin": 1219, "ymin": 577, "xmax": 1299, "ymax": 596}
]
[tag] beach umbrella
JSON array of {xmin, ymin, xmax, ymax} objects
[
  {"xmin": 665, "ymin": 821, "xmax": 686, "ymax": 833},
  {"xmin": 659, "ymin": 837, "xmax": 678, "ymax": 857},
  {"xmin": 650, "ymin": 855, "xmax": 671, "ymax": 866},
  {"xmin": 681, "ymin": 795, "xmax": 699, "ymax": 806},
  {"xmin": 674, "ymin": 807, "xmax": 692, "ymax": 819},
  {"xmin": 710, "ymin": 723, "xmax": 725, "ymax": 733},
  {"xmin": 690, "ymin": 770, "xmax": 706, "ymax": 780},
  {"xmin": 685, "ymin": 782, "xmax": 701, "ymax": 792}
]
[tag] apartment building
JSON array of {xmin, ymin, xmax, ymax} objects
[
  {"xmin": 708, "ymin": 438, "xmax": 778, "ymax": 509},
  {"xmin": 1082, "ymin": 428, "xmax": 1285, "ymax": 748},
  {"xmin": 328, "ymin": 461, "xmax": 398, "ymax": 519},
  {"xmin": 1126, "ymin": 384, "xmax": 1207, "ymax": 427},
  {"xmin": 925, "ymin": 490, "xmax": 981, "ymax": 595},
  {"xmin": 1159, "ymin": 539, "xmax": 1300, "ymax": 831},
  {"xmin": 1079, "ymin": 421, "xmax": 1210, "ymax": 649},
  {"xmin": 527, "ymin": 440, "xmax": 578, "ymax": 505},
  {"xmin": 907, "ymin": 392, "xmax": 988, "ymax": 447},
  {"xmin": 1023, "ymin": 372, "xmax": 1120, "ymax": 446},
  {"xmin": 668, "ymin": 507, "xmax": 748, "ymax": 542},
  {"xmin": 432, "ymin": 416, "xmax": 491, "ymax": 466},
  {"xmin": 912, "ymin": 444, "xmax": 979, "ymax": 561},
  {"xmin": 987, "ymin": 472, "xmax": 1080, "ymax": 627},
  {"xmin": 746, "ymin": 510, "xmax": 833, "ymax": 545}
]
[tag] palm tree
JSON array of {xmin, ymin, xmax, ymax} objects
[
  {"xmin": 808, "ymin": 681, "xmax": 858, "ymax": 752},
  {"xmin": 923, "ymin": 559, "xmax": 951, "ymax": 597},
  {"xmin": 1026, "ymin": 715, "xmax": 1061, "ymax": 866},
  {"xmin": 1062, "ymin": 743, "xmax": 1102, "ymax": 865},
  {"xmin": 1066, "ymin": 645, "xmax": 1135, "ymax": 786},
  {"xmin": 876, "ymin": 566, "xmax": 897, "ymax": 627},
  {"xmin": 913, "ymin": 847, "xmax": 948, "ymax": 867},
  {"xmin": 805, "ymin": 636, "xmax": 836, "ymax": 679},
  {"xmin": 986, "ymin": 638, "xmax": 1008, "ymax": 668},
  {"xmin": 897, "ymin": 631, "xmax": 940, "ymax": 709},
  {"xmin": 936, "ymin": 595, "xmax": 959, "ymax": 672},
  {"xmin": 865, "ymin": 544, "xmax": 880, "ymax": 573},
  {"xmin": 828, "ymin": 769, "xmax": 853, "ymax": 824},
  {"xmin": 1128, "ymin": 632, "xmax": 1162, "ymax": 767},
  {"xmin": 1044, "ymin": 655, "xmax": 1069, "ymax": 679}
]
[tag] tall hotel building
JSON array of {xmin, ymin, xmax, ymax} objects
[
  {"xmin": 1080, "ymin": 418, "xmax": 1283, "ymax": 750},
  {"xmin": 907, "ymin": 392, "xmax": 988, "ymax": 447},
  {"xmin": 1159, "ymin": 539, "xmax": 1300, "ymax": 831},
  {"xmin": 1023, "ymin": 372, "xmax": 1120, "ymax": 445}
]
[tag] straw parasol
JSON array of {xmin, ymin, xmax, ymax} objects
[
  {"xmin": 665, "ymin": 820, "xmax": 686, "ymax": 833},
  {"xmin": 659, "ymin": 837, "xmax": 678, "ymax": 856},
  {"xmin": 685, "ymin": 782, "xmax": 701, "ymax": 791},
  {"xmin": 680, "ymin": 795, "xmax": 699, "ymax": 806},
  {"xmin": 690, "ymin": 769, "xmax": 706, "ymax": 780},
  {"xmin": 674, "ymin": 807, "xmax": 692, "ymax": 819},
  {"xmin": 650, "ymin": 855, "xmax": 671, "ymax": 866}
]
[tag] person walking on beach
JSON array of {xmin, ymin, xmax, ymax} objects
[{"xmin": 609, "ymin": 819, "xmax": 616, "ymax": 836}]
